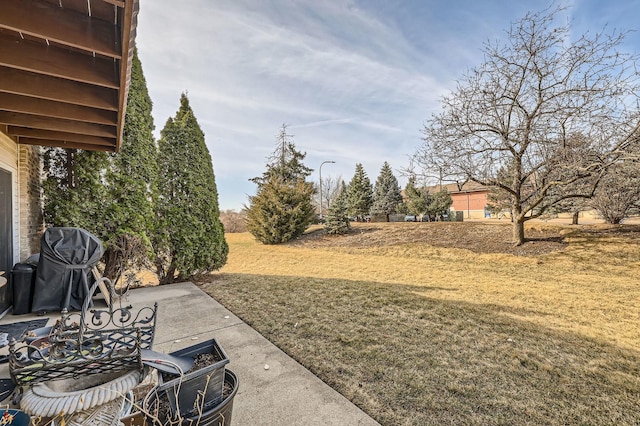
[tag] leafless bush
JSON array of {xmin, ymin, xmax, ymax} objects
[
  {"xmin": 102, "ymin": 233, "xmax": 149, "ymax": 288},
  {"xmin": 220, "ymin": 210, "xmax": 247, "ymax": 233}
]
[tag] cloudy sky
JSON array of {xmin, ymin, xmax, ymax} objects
[{"xmin": 135, "ymin": 0, "xmax": 640, "ymax": 211}]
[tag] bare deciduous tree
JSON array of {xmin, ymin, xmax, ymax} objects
[
  {"xmin": 413, "ymin": 6, "xmax": 640, "ymax": 245},
  {"xmin": 219, "ymin": 209, "xmax": 248, "ymax": 233},
  {"xmin": 590, "ymin": 160, "xmax": 640, "ymax": 224},
  {"xmin": 314, "ymin": 175, "xmax": 343, "ymax": 215}
]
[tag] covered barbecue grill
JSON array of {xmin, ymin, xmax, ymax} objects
[{"xmin": 31, "ymin": 227, "xmax": 103, "ymax": 313}]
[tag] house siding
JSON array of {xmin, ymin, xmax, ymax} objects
[
  {"xmin": 0, "ymin": 131, "xmax": 43, "ymax": 263},
  {"xmin": 425, "ymin": 183, "xmax": 490, "ymax": 220},
  {"xmin": 18, "ymin": 144, "xmax": 43, "ymax": 259}
]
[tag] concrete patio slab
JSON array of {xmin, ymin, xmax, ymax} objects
[{"xmin": 0, "ymin": 282, "xmax": 380, "ymax": 426}]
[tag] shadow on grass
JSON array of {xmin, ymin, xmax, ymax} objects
[
  {"xmin": 580, "ymin": 224, "xmax": 640, "ymax": 236},
  {"xmin": 553, "ymin": 226, "xmax": 640, "ymax": 266},
  {"xmin": 200, "ymin": 273, "xmax": 640, "ymax": 426},
  {"xmin": 523, "ymin": 236, "xmax": 566, "ymax": 244},
  {"xmin": 295, "ymin": 225, "xmax": 382, "ymax": 241}
]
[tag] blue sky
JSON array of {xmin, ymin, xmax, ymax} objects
[{"xmin": 136, "ymin": 0, "xmax": 640, "ymax": 211}]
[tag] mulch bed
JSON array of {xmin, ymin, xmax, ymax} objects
[{"xmin": 288, "ymin": 222, "xmax": 569, "ymax": 256}]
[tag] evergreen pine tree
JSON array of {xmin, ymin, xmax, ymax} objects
[
  {"xmin": 427, "ymin": 189, "xmax": 453, "ymax": 220},
  {"xmin": 324, "ymin": 181, "xmax": 350, "ymax": 234},
  {"xmin": 403, "ymin": 177, "xmax": 430, "ymax": 216},
  {"xmin": 103, "ymin": 49, "xmax": 158, "ymax": 282},
  {"xmin": 371, "ymin": 162, "xmax": 402, "ymax": 218},
  {"xmin": 346, "ymin": 163, "xmax": 373, "ymax": 221},
  {"xmin": 246, "ymin": 125, "xmax": 315, "ymax": 244},
  {"xmin": 155, "ymin": 93, "xmax": 228, "ymax": 284}
]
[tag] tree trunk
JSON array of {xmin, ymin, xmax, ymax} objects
[
  {"xmin": 65, "ymin": 149, "xmax": 74, "ymax": 188},
  {"xmin": 159, "ymin": 264, "xmax": 176, "ymax": 285},
  {"xmin": 572, "ymin": 211, "xmax": 579, "ymax": 225},
  {"xmin": 513, "ymin": 220, "xmax": 525, "ymax": 246},
  {"xmin": 102, "ymin": 247, "xmax": 122, "ymax": 282},
  {"xmin": 156, "ymin": 258, "xmax": 175, "ymax": 285}
]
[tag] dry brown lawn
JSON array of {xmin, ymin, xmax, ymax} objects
[{"xmin": 198, "ymin": 221, "xmax": 640, "ymax": 425}]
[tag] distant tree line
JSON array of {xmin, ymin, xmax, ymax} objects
[
  {"xmin": 220, "ymin": 210, "xmax": 248, "ymax": 233},
  {"xmin": 245, "ymin": 137, "xmax": 455, "ymax": 241}
]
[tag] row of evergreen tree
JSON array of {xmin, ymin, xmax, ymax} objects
[
  {"xmin": 43, "ymin": 51, "xmax": 228, "ymax": 285},
  {"xmin": 246, "ymin": 126, "xmax": 453, "ymax": 241},
  {"xmin": 323, "ymin": 164, "xmax": 453, "ymax": 234}
]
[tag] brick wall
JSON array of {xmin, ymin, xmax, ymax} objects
[
  {"xmin": 18, "ymin": 144, "xmax": 43, "ymax": 259},
  {"xmin": 451, "ymin": 190, "xmax": 488, "ymax": 218}
]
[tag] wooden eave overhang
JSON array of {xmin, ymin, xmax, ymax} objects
[{"xmin": 0, "ymin": 0, "xmax": 139, "ymax": 152}]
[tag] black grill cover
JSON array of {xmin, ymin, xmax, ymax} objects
[{"xmin": 31, "ymin": 227, "xmax": 104, "ymax": 313}]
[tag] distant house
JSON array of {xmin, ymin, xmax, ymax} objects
[
  {"xmin": 428, "ymin": 182, "xmax": 489, "ymax": 219},
  {"xmin": 401, "ymin": 181, "xmax": 490, "ymax": 220},
  {"xmin": 0, "ymin": 0, "xmax": 139, "ymax": 315}
]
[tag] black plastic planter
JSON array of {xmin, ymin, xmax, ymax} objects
[
  {"xmin": 157, "ymin": 338, "xmax": 230, "ymax": 417},
  {"xmin": 144, "ymin": 369, "xmax": 238, "ymax": 426}
]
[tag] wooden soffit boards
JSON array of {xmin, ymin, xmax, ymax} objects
[{"xmin": 0, "ymin": 0, "xmax": 139, "ymax": 152}]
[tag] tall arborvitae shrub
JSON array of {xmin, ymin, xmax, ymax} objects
[
  {"xmin": 371, "ymin": 161, "xmax": 402, "ymax": 219},
  {"xmin": 155, "ymin": 93, "xmax": 228, "ymax": 284},
  {"xmin": 43, "ymin": 51, "xmax": 159, "ymax": 285},
  {"xmin": 43, "ymin": 148, "xmax": 109, "ymax": 234},
  {"xmin": 246, "ymin": 124, "xmax": 315, "ymax": 244},
  {"xmin": 324, "ymin": 181, "xmax": 350, "ymax": 235},
  {"xmin": 103, "ymin": 49, "xmax": 158, "ymax": 282},
  {"xmin": 346, "ymin": 163, "xmax": 373, "ymax": 221}
]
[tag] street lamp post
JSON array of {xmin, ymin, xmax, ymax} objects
[{"xmin": 319, "ymin": 160, "xmax": 336, "ymax": 219}]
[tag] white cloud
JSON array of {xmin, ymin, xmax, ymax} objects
[{"xmin": 136, "ymin": 0, "xmax": 639, "ymax": 210}]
